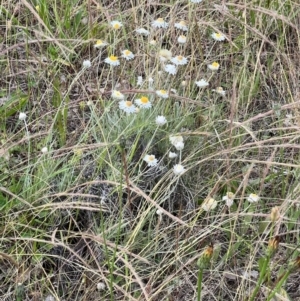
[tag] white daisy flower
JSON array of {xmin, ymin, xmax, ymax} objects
[
  {"xmin": 222, "ymin": 192, "xmax": 235, "ymax": 208},
  {"xmin": 156, "ymin": 209, "xmax": 163, "ymax": 215},
  {"xmin": 121, "ymin": 49, "xmax": 135, "ymax": 60},
  {"xmin": 155, "ymin": 115, "xmax": 167, "ymax": 126},
  {"xmin": 213, "ymin": 87, "xmax": 226, "ymax": 96},
  {"xmin": 112, "ymin": 90, "xmax": 125, "ymax": 100},
  {"xmin": 195, "ymin": 79, "xmax": 209, "ymax": 88},
  {"xmin": 159, "ymin": 49, "xmax": 172, "ymax": 62},
  {"xmin": 247, "ymin": 193, "xmax": 260, "ymax": 203},
  {"xmin": 174, "ymin": 141, "xmax": 184, "ymax": 150},
  {"xmin": 156, "ymin": 90, "xmax": 169, "ymax": 98},
  {"xmin": 82, "ymin": 60, "xmax": 91, "ymax": 68},
  {"xmin": 178, "ymin": 35, "xmax": 187, "ymax": 44},
  {"xmin": 143, "ymin": 154, "xmax": 158, "ymax": 167},
  {"xmin": 119, "ymin": 100, "xmax": 136, "ymax": 114},
  {"xmin": 208, "ymin": 62, "xmax": 220, "ymax": 71},
  {"xmin": 97, "ymin": 282, "xmax": 106, "ymax": 291},
  {"xmin": 94, "ymin": 40, "xmax": 108, "ymax": 48},
  {"xmin": 152, "ymin": 18, "xmax": 168, "ymax": 29},
  {"xmin": 211, "ymin": 32, "xmax": 226, "ymax": 41},
  {"xmin": 136, "ymin": 28, "xmax": 150, "ymax": 36},
  {"xmin": 190, "ymin": 0, "xmax": 203, "ymax": 3},
  {"xmin": 171, "ymin": 55, "xmax": 188, "ymax": 65},
  {"xmin": 173, "ymin": 164, "xmax": 186, "ymax": 176},
  {"xmin": 110, "ymin": 20, "xmax": 123, "ymax": 30},
  {"xmin": 135, "ymin": 96, "xmax": 152, "ymax": 109},
  {"xmin": 149, "ymin": 39, "xmax": 157, "ymax": 46},
  {"xmin": 41, "ymin": 147, "xmax": 48, "ymax": 154},
  {"xmin": 137, "ymin": 76, "xmax": 143, "ymax": 86},
  {"xmin": 104, "ymin": 55, "xmax": 120, "ymax": 66},
  {"xmin": 19, "ymin": 112, "xmax": 27, "ymax": 120},
  {"xmin": 174, "ymin": 21, "xmax": 188, "ymax": 31},
  {"xmin": 169, "ymin": 152, "xmax": 178, "ymax": 159},
  {"xmin": 164, "ymin": 64, "xmax": 177, "ymax": 75},
  {"xmin": 169, "ymin": 135, "xmax": 183, "ymax": 146},
  {"xmin": 202, "ymin": 198, "xmax": 217, "ymax": 211}
]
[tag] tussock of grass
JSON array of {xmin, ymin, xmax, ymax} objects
[{"xmin": 1, "ymin": 0, "xmax": 300, "ymax": 300}]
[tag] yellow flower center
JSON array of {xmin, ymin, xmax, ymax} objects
[
  {"xmin": 211, "ymin": 62, "xmax": 219, "ymax": 68},
  {"xmin": 140, "ymin": 96, "xmax": 149, "ymax": 103},
  {"xmin": 124, "ymin": 50, "xmax": 131, "ymax": 56},
  {"xmin": 125, "ymin": 101, "xmax": 133, "ymax": 107},
  {"xmin": 177, "ymin": 56, "xmax": 183, "ymax": 60},
  {"xmin": 216, "ymin": 87, "xmax": 223, "ymax": 92},
  {"xmin": 96, "ymin": 40, "xmax": 103, "ymax": 45},
  {"xmin": 109, "ymin": 55, "xmax": 118, "ymax": 61},
  {"xmin": 215, "ymin": 33, "xmax": 222, "ymax": 38},
  {"xmin": 157, "ymin": 18, "xmax": 164, "ymax": 23},
  {"xmin": 160, "ymin": 90, "xmax": 167, "ymax": 94},
  {"xmin": 148, "ymin": 155, "xmax": 155, "ymax": 161},
  {"xmin": 113, "ymin": 23, "xmax": 120, "ymax": 29},
  {"xmin": 179, "ymin": 21, "xmax": 186, "ymax": 26}
]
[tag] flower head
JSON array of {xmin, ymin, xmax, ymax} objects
[
  {"xmin": 156, "ymin": 209, "xmax": 163, "ymax": 215},
  {"xmin": 136, "ymin": 28, "xmax": 150, "ymax": 36},
  {"xmin": 137, "ymin": 76, "xmax": 143, "ymax": 86},
  {"xmin": 247, "ymin": 193, "xmax": 260, "ymax": 203},
  {"xmin": 208, "ymin": 62, "xmax": 220, "ymax": 71},
  {"xmin": 170, "ymin": 135, "xmax": 183, "ymax": 146},
  {"xmin": 156, "ymin": 90, "xmax": 169, "ymax": 98},
  {"xmin": 143, "ymin": 154, "xmax": 158, "ymax": 167},
  {"xmin": 105, "ymin": 55, "xmax": 120, "ymax": 66},
  {"xmin": 150, "ymin": 39, "xmax": 157, "ymax": 46},
  {"xmin": 152, "ymin": 18, "xmax": 168, "ymax": 29},
  {"xmin": 195, "ymin": 79, "xmax": 209, "ymax": 88},
  {"xmin": 110, "ymin": 20, "xmax": 123, "ymax": 30},
  {"xmin": 190, "ymin": 0, "xmax": 203, "ymax": 3},
  {"xmin": 173, "ymin": 164, "xmax": 186, "ymax": 176},
  {"xmin": 112, "ymin": 90, "xmax": 125, "ymax": 100},
  {"xmin": 19, "ymin": 112, "xmax": 27, "ymax": 120},
  {"xmin": 213, "ymin": 87, "xmax": 226, "ymax": 96},
  {"xmin": 174, "ymin": 141, "xmax": 184, "ymax": 150},
  {"xmin": 169, "ymin": 152, "xmax": 177, "ymax": 159},
  {"xmin": 178, "ymin": 35, "xmax": 187, "ymax": 44},
  {"xmin": 97, "ymin": 282, "xmax": 106, "ymax": 291},
  {"xmin": 211, "ymin": 32, "xmax": 226, "ymax": 41},
  {"xmin": 41, "ymin": 147, "xmax": 48, "ymax": 154},
  {"xmin": 164, "ymin": 64, "xmax": 177, "ymax": 75},
  {"xmin": 270, "ymin": 206, "xmax": 280, "ymax": 222},
  {"xmin": 135, "ymin": 96, "xmax": 152, "ymax": 109},
  {"xmin": 159, "ymin": 49, "xmax": 172, "ymax": 62},
  {"xmin": 174, "ymin": 21, "xmax": 188, "ymax": 31},
  {"xmin": 171, "ymin": 55, "xmax": 188, "ymax": 65},
  {"xmin": 82, "ymin": 60, "xmax": 91, "ymax": 68},
  {"xmin": 222, "ymin": 192, "xmax": 235, "ymax": 208},
  {"xmin": 119, "ymin": 100, "xmax": 136, "ymax": 114},
  {"xmin": 202, "ymin": 198, "xmax": 217, "ymax": 211},
  {"xmin": 121, "ymin": 49, "xmax": 135, "ymax": 60},
  {"xmin": 94, "ymin": 40, "xmax": 108, "ymax": 48},
  {"xmin": 156, "ymin": 115, "xmax": 167, "ymax": 126}
]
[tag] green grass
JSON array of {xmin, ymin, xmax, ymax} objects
[{"xmin": 1, "ymin": 0, "xmax": 300, "ymax": 300}]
